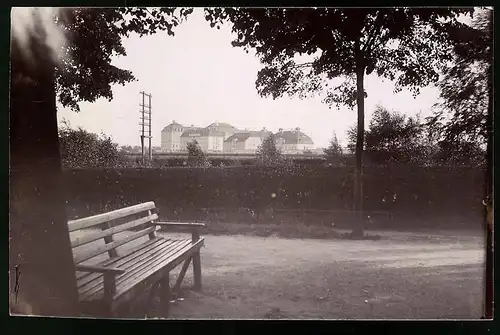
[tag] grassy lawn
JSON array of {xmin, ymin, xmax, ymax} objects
[{"xmin": 133, "ymin": 230, "xmax": 485, "ymax": 319}]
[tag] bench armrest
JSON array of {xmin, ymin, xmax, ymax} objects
[
  {"xmin": 75, "ymin": 264, "xmax": 125, "ymax": 274},
  {"xmin": 156, "ymin": 222, "xmax": 205, "ymax": 229},
  {"xmin": 156, "ymin": 222, "xmax": 205, "ymax": 242}
]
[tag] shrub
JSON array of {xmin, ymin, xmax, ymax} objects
[
  {"xmin": 256, "ymin": 134, "xmax": 288, "ymax": 166},
  {"xmin": 59, "ymin": 122, "xmax": 125, "ymax": 168},
  {"xmin": 186, "ymin": 140, "xmax": 211, "ymax": 167}
]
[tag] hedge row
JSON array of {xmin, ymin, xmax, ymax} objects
[{"xmin": 63, "ymin": 165, "xmax": 486, "ymax": 228}]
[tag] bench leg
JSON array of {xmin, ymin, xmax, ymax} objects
[
  {"xmin": 146, "ymin": 281, "xmax": 161, "ymax": 318},
  {"xmin": 173, "ymin": 257, "xmax": 192, "ymax": 294},
  {"xmin": 193, "ymin": 251, "xmax": 202, "ymax": 291},
  {"xmin": 160, "ymin": 272, "xmax": 171, "ymax": 316}
]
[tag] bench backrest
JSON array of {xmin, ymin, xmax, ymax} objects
[{"xmin": 68, "ymin": 202, "xmax": 160, "ymax": 265}]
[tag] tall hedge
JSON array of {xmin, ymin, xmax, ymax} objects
[{"xmin": 64, "ymin": 165, "xmax": 486, "ymax": 228}]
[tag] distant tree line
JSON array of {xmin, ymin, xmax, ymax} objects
[
  {"xmin": 323, "ymin": 105, "xmax": 486, "ymax": 167},
  {"xmin": 59, "ymin": 116, "xmax": 484, "ymax": 170}
]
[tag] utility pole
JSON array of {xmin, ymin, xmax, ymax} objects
[{"xmin": 139, "ymin": 91, "xmax": 152, "ymax": 165}]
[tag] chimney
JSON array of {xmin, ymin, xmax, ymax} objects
[{"xmin": 278, "ymin": 128, "xmax": 283, "ymax": 132}]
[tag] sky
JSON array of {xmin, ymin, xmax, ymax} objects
[{"xmin": 57, "ymin": 8, "xmax": 454, "ymax": 149}]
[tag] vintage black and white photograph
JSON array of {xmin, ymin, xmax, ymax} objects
[{"xmin": 9, "ymin": 6, "xmax": 493, "ymax": 319}]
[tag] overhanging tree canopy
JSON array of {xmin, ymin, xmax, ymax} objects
[
  {"xmin": 204, "ymin": 7, "xmax": 474, "ymax": 236},
  {"xmin": 429, "ymin": 8, "xmax": 491, "ymax": 148},
  {"xmin": 55, "ymin": 7, "xmax": 193, "ymax": 111}
]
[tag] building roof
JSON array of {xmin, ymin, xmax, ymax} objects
[
  {"xmin": 206, "ymin": 122, "xmax": 239, "ymax": 133},
  {"xmin": 225, "ymin": 130, "xmax": 272, "ymax": 143},
  {"xmin": 161, "ymin": 120, "xmax": 185, "ymax": 132},
  {"xmin": 250, "ymin": 130, "xmax": 272, "ymax": 137},
  {"xmin": 180, "ymin": 127, "xmax": 225, "ymax": 138},
  {"xmin": 225, "ymin": 133, "xmax": 251, "ymax": 143},
  {"xmin": 275, "ymin": 129, "xmax": 314, "ymax": 145},
  {"xmin": 163, "ymin": 121, "xmax": 240, "ymax": 134}
]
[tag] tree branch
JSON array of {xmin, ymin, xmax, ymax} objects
[
  {"xmin": 293, "ymin": 62, "xmax": 314, "ymax": 69},
  {"xmin": 362, "ymin": 12, "xmax": 385, "ymax": 54}
]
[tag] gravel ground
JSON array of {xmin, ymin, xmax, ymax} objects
[{"xmin": 156, "ymin": 231, "xmax": 486, "ymax": 320}]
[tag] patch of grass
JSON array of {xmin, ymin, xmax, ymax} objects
[
  {"xmin": 198, "ymin": 221, "xmax": 344, "ymax": 240},
  {"xmin": 339, "ymin": 232, "xmax": 382, "ymax": 240},
  {"xmin": 191, "ymin": 220, "xmax": 482, "ymax": 242}
]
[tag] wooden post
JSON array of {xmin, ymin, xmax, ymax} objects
[
  {"xmin": 192, "ymin": 252, "xmax": 202, "ymax": 291},
  {"xmin": 103, "ymin": 222, "xmax": 118, "ymax": 258},
  {"xmin": 148, "ymin": 209, "xmax": 157, "ymax": 240},
  {"xmin": 139, "ymin": 91, "xmax": 152, "ymax": 165},
  {"xmin": 191, "ymin": 228, "xmax": 200, "ymax": 243},
  {"xmin": 148, "ymin": 93, "xmax": 152, "ymax": 162},
  {"xmin": 140, "ymin": 91, "xmax": 145, "ymax": 165}
]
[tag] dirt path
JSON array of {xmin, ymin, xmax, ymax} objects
[{"xmin": 165, "ymin": 232, "xmax": 485, "ymax": 319}]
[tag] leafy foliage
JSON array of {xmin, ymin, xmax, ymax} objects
[
  {"xmin": 55, "ymin": 7, "xmax": 193, "ymax": 112},
  {"xmin": 434, "ymin": 140, "xmax": 486, "ymax": 167},
  {"xmin": 346, "ymin": 105, "xmax": 485, "ymax": 166},
  {"xmin": 430, "ymin": 7, "xmax": 492, "ymax": 146},
  {"xmin": 255, "ymin": 133, "xmax": 285, "ymax": 166},
  {"xmin": 186, "ymin": 140, "xmax": 210, "ymax": 167},
  {"xmin": 204, "ymin": 8, "xmax": 472, "ymax": 108},
  {"xmin": 426, "ymin": 8, "xmax": 491, "ymax": 170},
  {"xmin": 365, "ymin": 106, "xmax": 429, "ymax": 164},
  {"xmin": 58, "ymin": 121, "xmax": 124, "ymax": 168}
]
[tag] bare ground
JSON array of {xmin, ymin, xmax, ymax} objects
[{"xmin": 149, "ymin": 230, "xmax": 486, "ymax": 320}]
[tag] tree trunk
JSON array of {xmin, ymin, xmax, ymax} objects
[
  {"xmin": 9, "ymin": 22, "xmax": 79, "ymax": 316},
  {"xmin": 352, "ymin": 40, "xmax": 365, "ymax": 238}
]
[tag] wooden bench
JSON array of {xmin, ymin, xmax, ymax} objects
[{"xmin": 67, "ymin": 201, "xmax": 205, "ymax": 317}]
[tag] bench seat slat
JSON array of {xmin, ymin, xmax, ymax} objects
[
  {"xmin": 76, "ymin": 237, "xmax": 161, "ymax": 281},
  {"xmin": 77, "ymin": 239, "xmax": 182, "ymax": 292},
  {"xmin": 81, "ymin": 238, "xmax": 204, "ymax": 302},
  {"xmin": 77, "ymin": 239, "xmax": 185, "ymax": 297},
  {"xmin": 115, "ymin": 238, "xmax": 204, "ymax": 299},
  {"xmin": 71, "ymin": 214, "xmax": 159, "ymax": 248},
  {"xmin": 74, "ymin": 226, "xmax": 161, "ymax": 264},
  {"xmin": 76, "ymin": 264, "xmax": 125, "ymax": 274},
  {"xmin": 76, "ymin": 238, "xmax": 173, "ymax": 295},
  {"xmin": 114, "ymin": 240, "xmax": 192, "ymax": 288},
  {"xmin": 68, "ymin": 201, "xmax": 156, "ymax": 232},
  {"xmin": 80, "ymin": 238, "xmax": 192, "ymax": 300}
]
